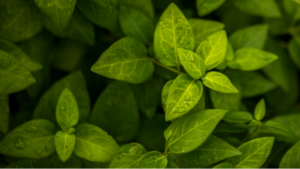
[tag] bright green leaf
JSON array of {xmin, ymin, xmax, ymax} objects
[
  {"xmin": 254, "ymin": 99, "xmax": 265, "ymax": 121},
  {"xmin": 162, "ymin": 80, "xmax": 174, "ymax": 112},
  {"xmin": 196, "ymin": 0, "xmax": 225, "ymax": 16},
  {"xmin": 91, "ymin": 37, "xmax": 154, "ymax": 84},
  {"xmin": 154, "ymin": 3, "xmax": 194, "ymax": 67},
  {"xmin": 248, "ymin": 119, "xmax": 262, "ymax": 126},
  {"xmin": 214, "ymin": 163, "xmax": 233, "ymax": 168},
  {"xmin": 279, "ymin": 140, "xmax": 300, "ymax": 168},
  {"xmin": 196, "ymin": 30, "xmax": 227, "ymax": 70},
  {"xmin": 202, "ymin": 71, "xmax": 238, "ymax": 93},
  {"xmin": 136, "ymin": 151, "xmax": 168, "ymax": 168},
  {"xmin": 165, "ymin": 73, "xmax": 203, "ymax": 121},
  {"xmin": 223, "ymin": 111, "xmax": 253, "ymax": 123},
  {"xmin": 166, "ymin": 162, "xmax": 178, "ymax": 168},
  {"xmin": 165, "ymin": 109, "xmax": 227, "ymax": 154},
  {"xmin": 225, "ymin": 42, "xmax": 234, "ymax": 61},
  {"xmin": 0, "ymin": 95, "xmax": 9, "ymax": 134},
  {"xmin": 55, "ymin": 131, "xmax": 75, "ymax": 162},
  {"xmin": 178, "ymin": 48, "xmax": 206, "ymax": 79},
  {"xmin": 74, "ymin": 123, "xmax": 119, "ymax": 163}
]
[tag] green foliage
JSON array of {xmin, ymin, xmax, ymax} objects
[{"xmin": 0, "ymin": 0, "xmax": 299, "ymax": 168}]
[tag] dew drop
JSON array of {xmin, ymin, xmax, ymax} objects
[
  {"xmin": 34, "ymin": 148, "xmax": 44, "ymax": 156},
  {"xmin": 178, "ymin": 107, "xmax": 186, "ymax": 113},
  {"xmin": 177, "ymin": 18, "xmax": 182, "ymax": 22},
  {"xmin": 14, "ymin": 138, "xmax": 26, "ymax": 150},
  {"xmin": 60, "ymin": 106, "xmax": 66, "ymax": 111},
  {"xmin": 129, "ymin": 146, "xmax": 139, "ymax": 154},
  {"xmin": 26, "ymin": 124, "xmax": 38, "ymax": 132},
  {"xmin": 188, "ymin": 55, "xmax": 194, "ymax": 62}
]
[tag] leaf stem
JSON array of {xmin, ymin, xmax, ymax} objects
[{"xmin": 148, "ymin": 58, "xmax": 182, "ymax": 75}]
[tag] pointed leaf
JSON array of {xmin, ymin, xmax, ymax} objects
[
  {"xmin": 226, "ymin": 137, "xmax": 274, "ymax": 168},
  {"xmin": 223, "ymin": 111, "xmax": 253, "ymax": 123},
  {"xmin": 91, "ymin": 37, "xmax": 154, "ymax": 84},
  {"xmin": 165, "ymin": 73, "xmax": 203, "ymax": 121},
  {"xmin": 196, "ymin": 30, "xmax": 227, "ymax": 70},
  {"xmin": 254, "ymin": 99, "xmax": 265, "ymax": 121},
  {"xmin": 279, "ymin": 140, "xmax": 300, "ymax": 168},
  {"xmin": 196, "ymin": 0, "xmax": 225, "ymax": 16},
  {"xmin": 74, "ymin": 124, "xmax": 119, "ymax": 163},
  {"xmin": 202, "ymin": 71, "xmax": 238, "ymax": 93},
  {"xmin": 55, "ymin": 131, "xmax": 75, "ymax": 162},
  {"xmin": 154, "ymin": 3, "xmax": 194, "ymax": 67},
  {"xmin": 178, "ymin": 48, "xmax": 206, "ymax": 79},
  {"xmin": 136, "ymin": 151, "xmax": 168, "ymax": 168},
  {"xmin": 0, "ymin": 95, "xmax": 9, "ymax": 134},
  {"xmin": 0, "ymin": 119, "xmax": 56, "ymax": 159},
  {"xmin": 91, "ymin": 81, "xmax": 139, "ymax": 142},
  {"xmin": 165, "ymin": 109, "xmax": 227, "ymax": 154}
]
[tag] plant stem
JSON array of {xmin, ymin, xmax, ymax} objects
[{"xmin": 148, "ymin": 58, "xmax": 182, "ymax": 75}]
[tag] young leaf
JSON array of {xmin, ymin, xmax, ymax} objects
[
  {"xmin": 0, "ymin": 0, "xmax": 43, "ymax": 42},
  {"xmin": 202, "ymin": 71, "xmax": 238, "ymax": 93},
  {"xmin": 91, "ymin": 37, "xmax": 154, "ymax": 84},
  {"xmin": 0, "ymin": 95, "xmax": 9, "ymax": 134},
  {"xmin": 118, "ymin": 0, "xmax": 155, "ymax": 20},
  {"xmin": 168, "ymin": 135, "xmax": 241, "ymax": 167},
  {"xmin": 0, "ymin": 50, "xmax": 36, "ymax": 95},
  {"xmin": 229, "ymin": 24, "xmax": 268, "ymax": 51},
  {"xmin": 248, "ymin": 119, "xmax": 262, "ymax": 126},
  {"xmin": 162, "ymin": 80, "xmax": 174, "ymax": 112},
  {"xmin": 196, "ymin": 30, "xmax": 228, "ymax": 70},
  {"xmin": 188, "ymin": 19, "xmax": 224, "ymax": 50},
  {"xmin": 0, "ymin": 39, "xmax": 42, "ymax": 72},
  {"xmin": 34, "ymin": 0, "xmax": 76, "ymax": 31},
  {"xmin": 55, "ymin": 131, "xmax": 75, "ymax": 162},
  {"xmin": 213, "ymin": 163, "xmax": 233, "ymax": 168},
  {"xmin": 228, "ymin": 48, "xmax": 278, "ymax": 71},
  {"xmin": 33, "ymin": 71, "xmax": 90, "ymax": 125},
  {"xmin": 119, "ymin": 5, "xmax": 154, "ymax": 44},
  {"xmin": 226, "ymin": 137, "xmax": 274, "ymax": 168},
  {"xmin": 288, "ymin": 38, "xmax": 300, "ymax": 70},
  {"xmin": 165, "ymin": 73, "xmax": 203, "ymax": 121},
  {"xmin": 56, "ymin": 88, "xmax": 79, "ymax": 132},
  {"xmin": 0, "ymin": 119, "xmax": 56, "ymax": 159},
  {"xmin": 230, "ymin": 0, "xmax": 281, "ymax": 18},
  {"xmin": 165, "ymin": 109, "xmax": 227, "ymax": 154},
  {"xmin": 90, "ymin": 81, "xmax": 139, "ymax": 142},
  {"xmin": 223, "ymin": 111, "xmax": 253, "ymax": 123},
  {"xmin": 279, "ymin": 140, "xmax": 300, "ymax": 168},
  {"xmin": 196, "ymin": 0, "xmax": 225, "ymax": 16},
  {"xmin": 154, "ymin": 3, "xmax": 194, "ymax": 67},
  {"xmin": 136, "ymin": 151, "xmax": 168, "ymax": 168},
  {"xmin": 109, "ymin": 143, "xmax": 147, "ymax": 168},
  {"xmin": 177, "ymin": 48, "xmax": 206, "ymax": 79},
  {"xmin": 254, "ymin": 99, "xmax": 265, "ymax": 121},
  {"xmin": 74, "ymin": 124, "xmax": 119, "ymax": 163}
]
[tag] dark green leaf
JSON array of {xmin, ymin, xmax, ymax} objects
[
  {"xmin": 196, "ymin": 0, "xmax": 225, "ymax": 16},
  {"xmin": 283, "ymin": 0, "xmax": 300, "ymax": 21},
  {"xmin": 254, "ymin": 99, "xmax": 265, "ymax": 121},
  {"xmin": 118, "ymin": 0, "xmax": 155, "ymax": 20},
  {"xmin": 0, "ymin": 119, "xmax": 56, "ymax": 159},
  {"xmin": 165, "ymin": 109, "xmax": 227, "ymax": 153},
  {"xmin": 154, "ymin": 3, "xmax": 194, "ymax": 67},
  {"xmin": 165, "ymin": 73, "xmax": 203, "ymax": 121},
  {"xmin": 279, "ymin": 140, "xmax": 300, "ymax": 168},
  {"xmin": 5, "ymin": 159, "xmax": 33, "ymax": 168},
  {"xmin": 55, "ymin": 131, "xmax": 75, "ymax": 162},
  {"xmin": 166, "ymin": 162, "xmax": 178, "ymax": 168},
  {"xmin": 33, "ymin": 153, "xmax": 82, "ymax": 168},
  {"xmin": 213, "ymin": 163, "xmax": 233, "ymax": 168},
  {"xmin": 74, "ymin": 123, "xmax": 119, "ymax": 162},
  {"xmin": 0, "ymin": 95, "xmax": 9, "ymax": 134},
  {"xmin": 202, "ymin": 71, "xmax": 238, "ymax": 93},
  {"xmin": 223, "ymin": 111, "xmax": 253, "ymax": 123},
  {"xmin": 214, "ymin": 121, "xmax": 248, "ymax": 133},
  {"xmin": 91, "ymin": 37, "xmax": 154, "ymax": 84},
  {"xmin": 91, "ymin": 81, "xmax": 139, "ymax": 142},
  {"xmin": 288, "ymin": 38, "xmax": 300, "ymax": 70}
]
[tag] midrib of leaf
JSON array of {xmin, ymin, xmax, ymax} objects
[
  {"xmin": 171, "ymin": 5, "xmax": 180, "ymax": 70},
  {"xmin": 205, "ymin": 33, "xmax": 224, "ymax": 65},
  {"xmin": 93, "ymin": 58, "xmax": 148, "ymax": 69},
  {"xmin": 205, "ymin": 76, "xmax": 234, "ymax": 91},
  {"xmin": 21, "ymin": 135, "xmax": 54, "ymax": 144},
  {"xmin": 75, "ymin": 137, "xmax": 115, "ymax": 155}
]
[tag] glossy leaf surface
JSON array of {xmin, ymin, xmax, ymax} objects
[
  {"xmin": 55, "ymin": 131, "xmax": 75, "ymax": 162},
  {"xmin": 202, "ymin": 71, "xmax": 238, "ymax": 93}
]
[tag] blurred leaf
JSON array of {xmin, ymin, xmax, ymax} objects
[
  {"xmin": 0, "ymin": 95, "xmax": 9, "ymax": 134},
  {"xmin": 196, "ymin": 0, "xmax": 225, "ymax": 16}
]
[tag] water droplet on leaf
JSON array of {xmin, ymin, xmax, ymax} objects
[
  {"xmin": 188, "ymin": 55, "xmax": 194, "ymax": 62},
  {"xmin": 14, "ymin": 138, "xmax": 26, "ymax": 150},
  {"xmin": 26, "ymin": 124, "xmax": 38, "ymax": 132}
]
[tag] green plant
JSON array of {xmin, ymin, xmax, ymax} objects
[{"xmin": 0, "ymin": 0, "xmax": 300, "ymax": 168}]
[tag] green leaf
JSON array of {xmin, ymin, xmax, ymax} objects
[
  {"xmin": 223, "ymin": 111, "xmax": 253, "ymax": 123},
  {"xmin": 162, "ymin": 80, "xmax": 174, "ymax": 112},
  {"xmin": 33, "ymin": 71, "xmax": 90, "ymax": 126},
  {"xmin": 34, "ymin": 0, "xmax": 76, "ymax": 31},
  {"xmin": 225, "ymin": 70, "xmax": 277, "ymax": 98},
  {"xmin": 248, "ymin": 119, "xmax": 262, "ymax": 126},
  {"xmin": 0, "ymin": 39, "xmax": 42, "ymax": 72},
  {"xmin": 0, "ymin": 0, "xmax": 43, "ymax": 42},
  {"xmin": 196, "ymin": 30, "xmax": 227, "ymax": 70},
  {"xmin": 196, "ymin": 0, "xmax": 225, "ymax": 16},
  {"xmin": 119, "ymin": 5, "xmax": 154, "ymax": 44},
  {"xmin": 165, "ymin": 109, "xmax": 227, "ymax": 154},
  {"xmin": 91, "ymin": 37, "xmax": 154, "ymax": 84},
  {"xmin": 136, "ymin": 151, "xmax": 168, "ymax": 168},
  {"xmin": 283, "ymin": 0, "xmax": 300, "ymax": 21},
  {"xmin": 168, "ymin": 135, "xmax": 241, "ymax": 167},
  {"xmin": 188, "ymin": 19, "xmax": 224, "ymax": 50},
  {"xmin": 254, "ymin": 99, "xmax": 265, "ymax": 121},
  {"xmin": 209, "ymin": 80, "xmax": 241, "ymax": 112},
  {"xmin": 227, "ymin": 48, "xmax": 278, "ymax": 71},
  {"xmin": 118, "ymin": 0, "xmax": 155, "ymax": 20},
  {"xmin": 279, "ymin": 140, "xmax": 300, "ymax": 168},
  {"xmin": 214, "ymin": 121, "xmax": 248, "ymax": 133},
  {"xmin": 288, "ymin": 38, "xmax": 300, "ymax": 70},
  {"xmin": 202, "ymin": 71, "xmax": 238, "ymax": 93},
  {"xmin": 190, "ymin": 90, "xmax": 205, "ymax": 113},
  {"xmin": 166, "ymin": 162, "xmax": 178, "ymax": 168},
  {"xmin": 230, "ymin": 0, "xmax": 281, "ymax": 18},
  {"xmin": 5, "ymin": 160, "xmax": 33, "ymax": 168},
  {"xmin": 56, "ymin": 88, "xmax": 79, "ymax": 132},
  {"xmin": 226, "ymin": 137, "xmax": 274, "ymax": 168},
  {"xmin": 74, "ymin": 123, "xmax": 119, "ymax": 163},
  {"xmin": 0, "ymin": 50, "xmax": 36, "ymax": 95},
  {"xmin": 165, "ymin": 73, "xmax": 203, "ymax": 121},
  {"xmin": 43, "ymin": 8, "xmax": 95, "ymax": 46},
  {"xmin": 214, "ymin": 163, "xmax": 233, "ymax": 168},
  {"xmin": 91, "ymin": 81, "xmax": 139, "ymax": 142},
  {"xmin": 0, "ymin": 119, "xmax": 56, "ymax": 159},
  {"xmin": 55, "ymin": 131, "xmax": 75, "ymax": 162},
  {"xmin": 109, "ymin": 143, "xmax": 147, "ymax": 168},
  {"xmin": 154, "ymin": 3, "xmax": 194, "ymax": 67},
  {"xmin": 0, "ymin": 95, "xmax": 9, "ymax": 134},
  {"xmin": 229, "ymin": 24, "xmax": 268, "ymax": 51},
  {"xmin": 225, "ymin": 42, "xmax": 234, "ymax": 61},
  {"xmin": 178, "ymin": 48, "xmax": 206, "ymax": 79},
  {"xmin": 33, "ymin": 153, "xmax": 82, "ymax": 168}
]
